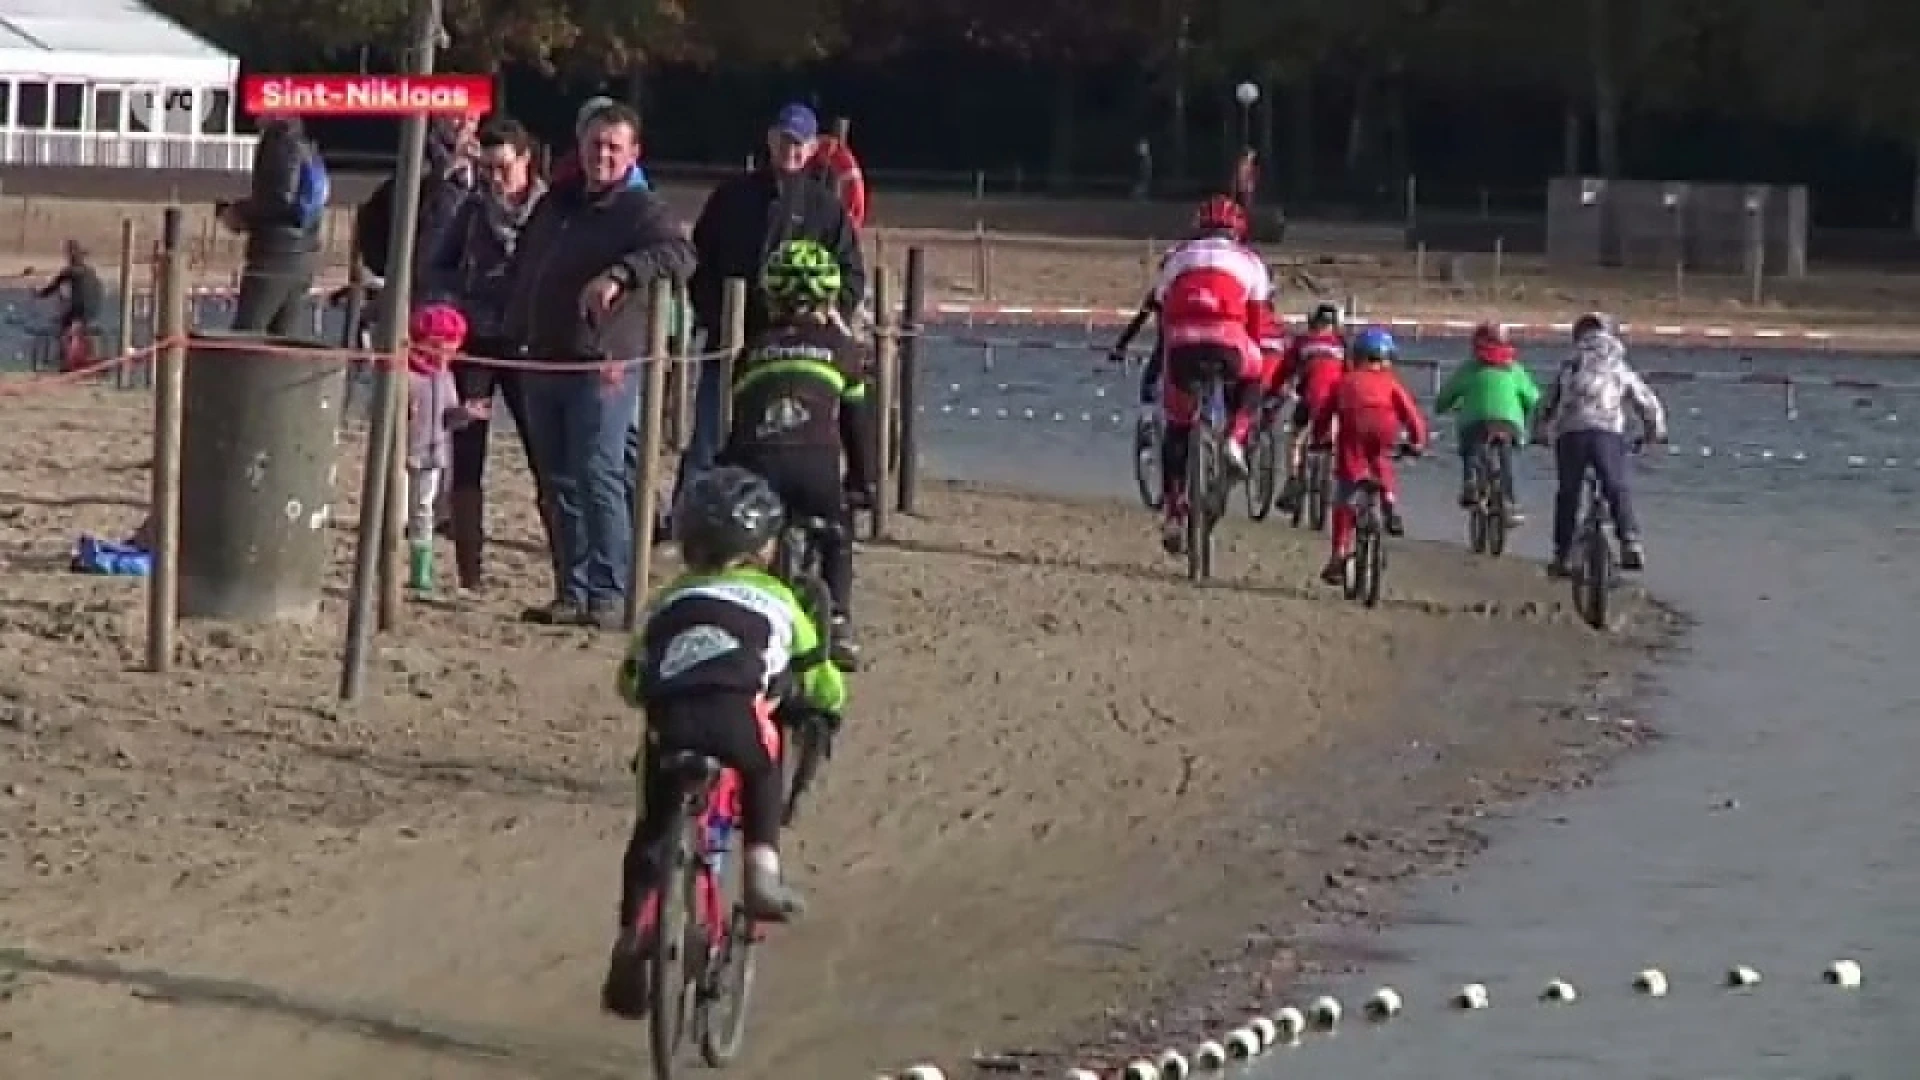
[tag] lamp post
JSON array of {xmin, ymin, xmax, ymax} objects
[{"xmin": 1234, "ymin": 81, "xmax": 1259, "ymax": 151}]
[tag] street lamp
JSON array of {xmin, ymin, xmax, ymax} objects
[{"xmin": 1234, "ymin": 81, "xmax": 1259, "ymax": 149}]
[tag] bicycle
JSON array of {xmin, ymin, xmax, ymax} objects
[
  {"xmin": 1340, "ymin": 444, "xmax": 1418, "ymax": 609},
  {"xmin": 642, "ymin": 746, "xmax": 764, "ymax": 1077},
  {"xmin": 1132, "ymin": 407, "xmax": 1164, "ymax": 511},
  {"xmin": 1567, "ymin": 441, "xmax": 1642, "ymax": 631},
  {"xmin": 1290, "ymin": 425, "xmax": 1336, "ymax": 533},
  {"xmin": 1180, "ymin": 365, "xmax": 1236, "ymax": 583},
  {"xmin": 1244, "ymin": 393, "xmax": 1288, "ymax": 521},
  {"xmin": 770, "ymin": 515, "xmax": 843, "ymax": 820},
  {"xmin": 1465, "ymin": 430, "xmax": 1516, "ymax": 558}
]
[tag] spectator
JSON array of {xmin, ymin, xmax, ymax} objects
[
  {"xmin": 501, "ymin": 102, "xmax": 694, "ymax": 628},
  {"xmin": 221, "ymin": 117, "xmax": 327, "ymax": 335},
  {"xmin": 354, "ymin": 115, "xmax": 478, "ymax": 290},
  {"xmin": 549, "ymin": 97, "xmax": 634, "ymax": 191},
  {"xmin": 1232, "ymin": 148, "xmax": 1259, "ymax": 215},
  {"xmin": 677, "ymin": 102, "xmax": 866, "ymax": 491},
  {"xmin": 812, "ymin": 118, "xmax": 868, "ymax": 229},
  {"xmin": 426, "ymin": 114, "xmax": 553, "ymax": 594},
  {"xmin": 38, "ymin": 239, "xmax": 103, "ymax": 371}
]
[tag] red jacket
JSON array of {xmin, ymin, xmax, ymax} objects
[
  {"xmin": 1315, "ymin": 366, "xmax": 1427, "ymax": 480},
  {"xmin": 1281, "ymin": 329, "xmax": 1345, "ymax": 390},
  {"xmin": 812, "ymin": 136, "xmax": 867, "ymax": 228}
]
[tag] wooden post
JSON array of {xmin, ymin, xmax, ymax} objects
[
  {"xmin": 717, "ymin": 278, "xmax": 746, "ymax": 444},
  {"xmin": 339, "ymin": 0, "xmax": 442, "ymax": 700},
  {"xmin": 113, "ymin": 218, "xmax": 136, "ymax": 389},
  {"xmin": 145, "ymin": 208, "xmax": 186, "ymax": 673},
  {"xmin": 379, "ymin": 376, "xmax": 407, "ymax": 629},
  {"xmin": 973, "ymin": 220, "xmax": 992, "ymax": 299},
  {"xmin": 898, "ymin": 247, "xmax": 925, "ymax": 514},
  {"xmin": 870, "ymin": 268, "xmax": 893, "ymax": 539},
  {"xmin": 625, "ymin": 278, "xmax": 672, "ymax": 631}
]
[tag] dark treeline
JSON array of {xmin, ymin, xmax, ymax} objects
[{"xmin": 155, "ymin": 0, "xmax": 1920, "ymax": 228}]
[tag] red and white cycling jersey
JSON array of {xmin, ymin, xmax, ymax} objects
[{"xmin": 1152, "ymin": 236, "xmax": 1283, "ymax": 357}]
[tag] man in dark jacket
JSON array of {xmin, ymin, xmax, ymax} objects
[
  {"xmin": 222, "ymin": 117, "xmax": 322, "ymax": 335},
  {"xmin": 354, "ymin": 115, "xmax": 476, "ymax": 289},
  {"xmin": 677, "ymin": 102, "xmax": 866, "ymax": 491},
  {"xmin": 501, "ymin": 102, "xmax": 695, "ymax": 628}
]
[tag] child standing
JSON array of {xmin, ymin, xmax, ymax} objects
[
  {"xmin": 406, "ymin": 304, "xmax": 488, "ymax": 593},
  {"xmin": 1312, "ymin": 327, "xmax": 1428, "ymax": 584}
]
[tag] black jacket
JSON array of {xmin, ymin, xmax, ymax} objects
[
  {"xmin": 354, "ymin": 124, "xmax": 473, "ymax": 282},
  {"xmin": 499, "ymin": 170, "xmax": 696, "ymax": 363},
  {"xmin": 238, "ymin": 124, "xmax": 320, "ymax": 262},
  {"xmin": 689, "ymin": 163, "xmax": 865, "ymax": 339}
]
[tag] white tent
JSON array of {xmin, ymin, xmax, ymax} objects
[{"xmin": 0, "ymin": 0, "xmax": 235, "ymax": 86}]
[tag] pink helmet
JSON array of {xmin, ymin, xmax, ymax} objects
[{"xmin": 409, "ymin": 303, "xmax": 468, "ymax": 348}]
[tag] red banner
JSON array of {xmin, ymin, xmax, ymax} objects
[{"xmin": 242, "ymin": 75, "xmax": 493, "ymax": 117}]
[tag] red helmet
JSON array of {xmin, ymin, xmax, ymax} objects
[
  {"xmin": 409, "ymin": 303, "xmax": 468, "ymax": 348},
  {"xmin": 1471, "ymin": 321, "xmax": 1516, "ymax": 365},
  {"xmin": 1193, "ymin": 195, "xmax": 1248, "ymax": 240}
]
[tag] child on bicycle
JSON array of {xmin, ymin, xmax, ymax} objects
[
  {"xmin": 602, "ymin": 465, "xmax": 848, "ymax": 1019},
  {"xmin": 1533, "ymin": 312, "xmax": 1667, "ymax": 576},
  {"xmin": 1434, "ymin": 321, "xmax": 1539, "ymax": 526},
  {"xmin": 1314, "ymin": 327, "xmax": 1427, "ymax": 585},
  {"xmin": 1276, "ymin": 302, "xmax": 1348, "ymax": 514},
  {"xmin": 720, "ymin": 238, "xmax": 874, "ymax": 669}
]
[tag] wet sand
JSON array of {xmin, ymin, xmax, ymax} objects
[{"xmin": 0, "ymin": 377, "xmax": 1678, "ymax": 1077}]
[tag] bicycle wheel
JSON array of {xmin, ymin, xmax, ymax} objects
[
  {"xmin": 1467, "ymin": 500, "xmax": 1488, "ymax": 554},
  {"xmin": 1576, "ymin": 525, "xmax": 1612, "ymax": 630},
  {"xmin": 781, "ymin": 711, "xmax": 828, "ymax": 826},
  {"xmin": 1185, "ymin": 423, "xmax": 1214, "ymax": 582},
  {"xmin": 697, "ymin": 847, "xmax": 758, "ymax": 1065},
  {"xmin": 1343, "ymin": 530, "xmax": 1369, "ymax": 602},
  {"xmin": 648, "ymin": 810, "xmax": 700, "ymax": 1080},
  {"xmin": 1485, "ymin": 485, "xmax": 1509, "ymax": 558},
  {"xmin": 1245, "ymin": 419, "xmax": 1279, "ymax": 521},
  {"xmin": 1133, "ymin": 416, "xmax": 1163, "ymax": 510},
  {"xmin": 1363, "ymin": 526, "xmax": 1387, "ymax": 608},
  {"xmin": 1308, "ymin": 453, "xmax": 1332, "ymax": 532}
]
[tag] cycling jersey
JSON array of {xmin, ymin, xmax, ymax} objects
[
  {"xmin": 727, "ymin": 320, "xmax": 869, "ymax": 456},
  {"xmin": 1152, "ymin": 236, "xmax": 1283, "ymax": 358},
  {"xmin": 1280, "ymin": 330, "xmax": 1345, "ymax": 392},
  {"xmin": 619, "ymin": 566, "xmax": 846, "ymax": 713},
  {"xmin": 1314, "ymin": 367, "xmax": 1428, "ymax": 487}
]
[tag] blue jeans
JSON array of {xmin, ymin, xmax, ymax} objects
[
  {"xmin": 521, "ymin": 366, "xmax": 642, "ymax": 608},
  {"xmin": 671, "ymin": 346, "xmax": 729, "ymax": 501}
]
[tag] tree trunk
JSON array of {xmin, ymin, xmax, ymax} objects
[
  {"xmin": 1344, "ymin": 71, "xmax": 1371, "ymax": 178},
  {"xmin": 1258, "ymin": 76, "xmax": 1277, "ymax": 173},
  {"xmin": 1910, "ymin": 132, "xmax": 1920, "ymax": 237},
  {"xmin": 1046, "ymin": 64, "xmax": 1076, "ymax": 193},
  {"xmin": 1562, "ymin": 103, "xmax": 1581, "ymax": 175},
  {"xmin": 1170, "ymin": 14, "xmax": 1191, "ymax": 189},
  {"xmin": 1385, "ymin": 66, "xmax": 1408, "ymax": 191},
  {"xmin": 1587, "ymin": 0, "xmax": 1623, "ymax": 266},
  {"xmin": 1287, "ymin": 75, "xmax": 1314, "ymax": 201}
]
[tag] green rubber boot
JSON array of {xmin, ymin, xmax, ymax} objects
[{"xmin": 408, "ymin": 543, "xmax": 435, "ymax": 593}]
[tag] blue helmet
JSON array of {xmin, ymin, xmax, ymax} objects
[{"xmin": 1352, "ymin": 326, "xmax": 1397, "ymax": 360}]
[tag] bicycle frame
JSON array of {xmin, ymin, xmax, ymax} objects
[{"xmin": 636, "ymin": 767, "xmax": 746, "ymax": 959}]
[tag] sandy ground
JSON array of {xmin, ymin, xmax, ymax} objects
[
  {"xmin": 0, "ymin": 371, "xmax": 1678, "ymax": 1078},
  {"xmin": 0, "ymin": 186, "xmax": 1918, "ymax": 350}
]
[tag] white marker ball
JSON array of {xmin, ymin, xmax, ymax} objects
[
  {"xmin": 1453, "ymin": 983, "xmax": 1490, "ymax": 1010},
  {"xmin": 898, "ymin": 1069, "xmax": 944, "ymax": 1080},
  {"xmin": 1271, "ymin": 1006, "xmax": 1307, "ymax": 1042},
  {"xmin": 1062, "ymin": 1070, "xmax": 1099, "ymax": 1080},
  {"xmin": 1540, "ymin": 979, "xmax": 1578, "ymax": 1003},
  {"xmin": 1825, "ymin": 959, "xmax": 1863, "ymax": 988},
  {"xmin": 1726, "ymin": 965, "xmax": 1761, "ymax": 988},
  {"xmin": 1308, "ymin": 994, "xmax": 1343, "ymax": 1029},
  {"xmin": 1193, "ymin": 1040, "xmax": 1227, "ymax": 1069},
  {"xmin": 1365, "ymin": 987, "xmax": 1404, "ymax": 1020},
  {"xmin": 1633, "ymin": 968, "xmax": 1669, "ymax": 997},
  {"xmin": 1224, "ymin": 1027, "xmax": 1260, "ymax": 1058},
  {"xmin": 1248, "ymin": 1015, "xmax": 1278, "ymax": 1047},
  {"xmin": 1155, "ymin": 1048, "xmax": 1191, "ymax": 1079},
  {"xmin": 1121, "ymin": 1060, "xmax": 1158, "ymax": 1080}
]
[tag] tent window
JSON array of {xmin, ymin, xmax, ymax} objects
[
  {"xmin": 202, "ymin": 89, "xmax": 232, "ymax": 135},
  {"xmin": 0, "ymin": 84, "xmax": 11, "ymax": 128},
  {"xmin": 51, "ymin": 83, "xmax": 83, "ymax": 131},
  {"xmin": 18, "ymin": 82, "xmax": 47, "ymax": 129},
  {"xmin": 93, "ymin": 88, "xmax": 123, "ymax": 133}
]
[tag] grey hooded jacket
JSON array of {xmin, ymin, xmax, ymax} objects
[{"xmin": 1536, "ymin": 330, "xmax": 1668, "ymax": 441}]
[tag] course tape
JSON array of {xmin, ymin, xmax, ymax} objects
[
  {"xmin": 933, "ymin": 303, "xmax": 1855, "ymax": 349},
  {"xmin": 872, "ymin": 960, "xmax": 1864, "ymax": 1078},
  {"xmin": 920, "ymin": 333, "xmax": 1920, "ymax": 392}
]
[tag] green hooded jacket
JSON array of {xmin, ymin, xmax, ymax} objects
[{"xmin": 1434, "ymin": 358, "xmax": 1541, "ymax": 433}]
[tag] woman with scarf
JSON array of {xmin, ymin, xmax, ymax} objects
[{"xmin": 426, "ymin": 114, "xmax": 555, "ymax": 593}]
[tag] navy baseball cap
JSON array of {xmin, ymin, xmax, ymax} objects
[{"xmin": 773, "ymin": 102, "xmax": 819, "ymax": 141}]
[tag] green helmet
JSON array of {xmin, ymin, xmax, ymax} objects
[{"xmin": 762, "ymin": 239, "xmax": 842, "ymax": 308}]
